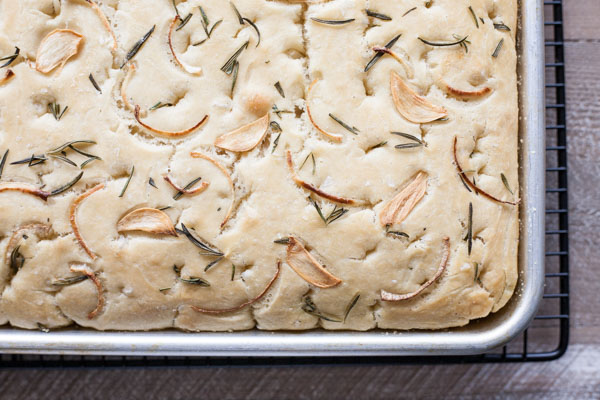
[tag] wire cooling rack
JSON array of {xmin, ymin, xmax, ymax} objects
[{"xmin": 0, "ymin": 1, "xmax": 569, "ymax": 367}]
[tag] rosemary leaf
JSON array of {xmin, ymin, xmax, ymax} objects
[
  {"xmin": 492, "ymin": 38, "xmax": 504, "ymax": 58},
  {"xmin": 311, "ymin": 17, "xmax": 355, "ymax": 25},
  {"xmin": 49, "ymin": 154, "xmax": 77, "ymax": 167},
  {"xmin": 458, "ymin": 173, "xmax": 472, "ymax": 193},
  {"xmin": 395, "ymin": 143, "xmax": 422, "ymax": 149},
  {"xmin": 173, "ymin": 176, "xmax": 203, "ymax": 200},
  {"xmin": 48, "ymin": 140, "xmax": 96, "ymax": 154},
  {"xmin": 468, "ymin": 6, "xmax": 479, "ymax": 28},
  {"xmin": 391, "ymin": 131, "xmax": 423, "ymax": 144},
  {"xmin": 11, "ymin": 154, "xmax": 47, "ymax": 166},
  {"xmin": 159, "ymin": 287, "xmax": 171, "ymax": 292},
  {"xmin": 343, "ymin": 293, "xmax": 360, "ymax": 322},
  {"xmin": 10, "ymin": 245, "xmax": 25, "ymax": 273},
  {"xmin": 149, "ymin": 102, "xmax": 173, "ymax": 111},
  {"xmin": 176, "ymin": 13, "xmax": 192, "ymax": 31},
  {"xmin": 302, "ymin": 297, "xmax": 342, "ymax": 322},
  {"xmin": 50, "ymin": 172, "xmax": 83, "ymax": 196},
  {"xmin": 0, "ymin": 149, "xmax": 8, "ymax": 179},
  {"xmin": 308, "ymin": 196, "xmax": 328, "ymax": 225},
  {"xmin": 274, "ymin": 238, "xmax": 290, "ymax": 245},
  {"xmin": 0, "ymin": 47, "xmax": 19, "ymax": 68},
  {"xmin": 119, "ymin": 166, "xmax": 134, "ymax": 198},
  {"xmin": 366, "ymin": 9, "xmax": 392, "ymax": 21},
  {"xmin": 493, "ymin": 22, "xmax": 511, "ymax": 31},
  {"xmin": 365, "ymin": 34, "xmax": 401, "ymax": 72},
  {"xmin": 474, "ymin": 262, "xmax": 479, "ymax": 282},
  {"xmin": 180, "ymin": 276, "xmax": 210, "ymax": 286},
  {"xmin": 326, "ymin": 205, "xmax": 348, "ymax": 224},
  {"xmin": 368, "ymin": 141, "xmax": 387, "ymax": 151},
  {"xmin": 149, "ymin": 177, "xmax": 157, "ymax": 189},
  {"xmin": 386, "ymin": 230, "xmax": 409, "ymax": 239},
  {"xmin": 467, "ymin": 202, "xmax": 473, "ymax": 256},
  {"xmin": 177, "ymin": 224, "xmax": 224, "ymax": 256},
  {"xmin": 274, "ymin": 81, "xmax": 285, "ymax": 98},
  {"xmin": 121, "ymin": 25, "xmax": 155, "ymax": 68},
  {"xmin": 418, "ymin": 35, "xmax": 469, "ymax": 48},
  {"xmin": 208, "ymin": 20, "xmax": 222, "ymax": 37},
  {"xmin": 501, "ymin": 173, "xmax": 513, "ymax": 194},
  {"xmin": 230, "ymin": 1, "xmax": 244, "ymax": 25},
  {"xmin": 242, "ymin": 18, "xmax": 261, "ymax": 47},
  {"xmin": 231, "ymin": 264, "xmax": 235, "ymax": 281},
  {"xmin": 329, "ymin": 114, "xmax": 359, "ymax": 135},
  {"xmin": 52, "ymin": 275, "xmax": 88, "ymax": 286},
  {"xmin": 172, "ymin": 0, "xmax": 180, "ymax": 17},
  {"xmin": 89, "ymin": 73, "xmax": 101, "ymax": 93},
  {"xmin": 299, "ymin": 152, "xmax": 312, "ymax": 170},
  {"xmin": 221, "ymin": 41, "xmax": 249, "ymax": 74},
  {"xmin": 402, "ymin": 7, "xmax": 417, "ymax": 17},
  {"xmin": 231, "ymin": 61, "xmax": 239, "ymax": 95},
  {"xmin": 271, "ymin": 132, "xmax": 282, "ymax": 154},
  {"xmin": 48, "ymin": 102, "xmax": 68, "ymax": 121},
  {"xmin": 204, "ymin": 257, "xmax": 224, "ymax": 272}
]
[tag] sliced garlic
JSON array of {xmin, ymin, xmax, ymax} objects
[
  {"xmin": 69, "ymin": 183, "xmax": 104, "ymax": 260},
  {"xmin": 117, "ymin": 208, "xmax": 177, "ymax": 236},
  {"xmin": 4, "ymin": 224, "xmax": 52, "ymax": 268},
  {"xmin": 380, "ymin": 172, "xmax": 428, "ymax": 226},
  {"xmin": 441, "ymin": 80, "xmax": 492, "ymax": 98},
  {"xmin": 381, "ymin": 237, "xmax": 450, "ymax": 301},
  {"xmin": 215, "ymin": 114, "xmax": 270, "ymax": 152},
  {"xmin": 286, "ymin": 237, "xmax": 341, "ymax": 288},
  {"xmin": 0, "ymin": 182, "xmax": 50, "ymax": 201},
  {"xmin": 36, "ymin": 29, "xmax": 83, "ymax": 74},
  {"xmin": 390, "ymin": 71, "xmax": 447, "ymax": 123},
  {"xmin": 134, "ymin": 105, "xmax": 208, "ymax": 138},
  {"xmin": 84, "ymin": 0, "xmax": 117, "ymax": 51},
  {"xmin": 306, "ymin": 79, "xmax": 343, "ymax": 143},
  {"xmin": 70, "ymin": 264, "xmax": 105, "ymax": 319},
  {"xmin": 0, "ymin": 69, "xmax": 14, "ymax": 85}
]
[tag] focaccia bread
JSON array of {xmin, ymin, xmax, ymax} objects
[{"xmin": 0, "ymin": 0, "xmax": 519, "ymax": 332}]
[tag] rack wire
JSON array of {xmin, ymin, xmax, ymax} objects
[{"xmin": 0, "ymin": 0, "xmax": 569, "ymax": 368}]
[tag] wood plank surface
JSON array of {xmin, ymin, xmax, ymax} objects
[{"xmin": 0, "ymin": 2, "xmax": 598, "ymax": 399}]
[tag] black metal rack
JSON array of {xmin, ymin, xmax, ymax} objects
[{"xmin": 0, "ymin": 0, "xmax": 569, "ymax": 368}]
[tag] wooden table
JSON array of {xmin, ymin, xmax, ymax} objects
[{"xmin": 1, "ymin": 1, "xmax": 598, "ymax": 398}]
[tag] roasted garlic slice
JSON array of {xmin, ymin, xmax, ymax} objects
[
  {"xmin": 390, "ymin": 71, "xmax": 447, "ymax": 123},
  {"xmin": 117, "ymin": 208, "xmax": 177, "ymax": 236},
  {"xmin": 286, "ymin": 237, "xmax": 341, "ymax": 288},
  {"xmin": 215, "ymin": 114, "xmax": 270, "ymax": 152},
  {"xmin": 36, "ymin": 29, "xmax": 83, "ymax": 74},
  {"xmin": 380, "ymin": 172, "xmax": 428, "ymax": 226}
]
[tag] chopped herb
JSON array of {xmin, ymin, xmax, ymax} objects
[
  {"xmin": 230, "ymin": 1, "xmax": 244, "ymax": 25},
  {"xmin": 172, "ymin": 0, "xmax": 180, "ymax": 17},
  {"xmin": 231, "ymin": 61, "xmax": 239, "ymax": 94},
  {"xmin": 274, "ymin": 238, "xmax": 290, "ymax": 245},
  {"xmin": 149, "ymin": 101, "xmax": 174, "ymax": 111},
  {"xmin": 48, "ymin": 102, "xmax": 68, "ymax": 121},
  {"xmin": 493, "ymin": 22, "xmax": 511, "ymax": 31},
  {"xmin": 501, "ymin": 173, "xmax": 513, "ymax": 194},
  {"xmin": 231, "ymin": 264, "xmax": 235, "ymax": 281},
  {"xmin": 0, "ymin": 47, "xmax": 19, "ymax": 68},
  {"xmin": 343, "ymin": 293, "xmax": 360, "ymax": 322},
  {"xmin": 180, "ymin": 276, "xmax": 210, "ymax": 286},
  {"xmin": 50, "ymin": 171, "xmax": 84, "ymax": 196},
  {"xmin": 0, "ymin": 149, "xmax": 8, "ymax": 179},
  {"xmin": 271, "ymin": 132, "xmax": 282, "ymax": 153},
  {"xmin": 368, "ymin": 141, "xmax": 387, "ymax": 151},
  {"xmin": 302, "ymin": 296, "xmax": 342, "ymax": 322},
  {"xmin": 474, "ymin": 262, "xmax": 479, "ymax": 282},
  {"xmin": 402, "ymin": 7, "xmax": 417, "ymax": 17},
  {"xmin": 177, "ymin": 224, "xmax": 224, "ymax": 257},
  {"xmin": 391, "ymin": 131, "xmax": 423, "ymax": 145},
  {"xmin": 299, "ymin": 152, "xmax": 316, "ymax": 174},
  {"xmin": 311, "ymin": 17, "xmax": 355, "ymax": 25},
  {"xmin": 395, "ymin": 143, "xmax": 422, "ymax": 149},
  {"xmin": 119, "ymin": 166, "xmax": 134, "ymax": 197},
  {"xmin": 52, "ymin": 275, "xmax": 88, "ymax": 286},
  {"xmin": 468, "ymin": 6, "xmax": 479, "ymax": 28},
  {"xmin": 159, "ymin": 287, "xmax": 171, "ymax": 292},
  {"xmin": 271, "ymin": 104, "xmax": 292, "ymax": 119},
  {"xmin": 329, "ymin": 114, "xmax": 359, "ymax": 135},
  {"xmin": 387, "ymin": 230, "xmax": 409, "ymax": 239},
  {"xmin": 204, "ymin": 257, "xmax": 224, "ymax": 272},
  {"xmin": 10, "ymin": 245, "xmax": 25, "ymax": 272},
  {"xmin": 270, "ymin": 121, "xmax": 282, "ymax": 133},
  {"xmin": 418, "ymin": 35, "xmax": 469, "ymax": 48},
  {"xmin": 149, "ymin": 177, "xmax": 157, "ymax": 189},
  {"xmin": 48, "ymin": 140, "xmax": 96, "ymax": 154},
  {"xmin": 274, "ymin": 81, "xmax": 285, "ymax": 98},
  {"xmin": 467, "ymin": 202, "xmax": 473, "ymax": 255},
  {"xmin": 366, "ymin": 9, "xmax": 392, "ymax": 20},
  {"xmin": 243, "ymin": 18, "xmax": 261, "ymax": 47},
  {"xmin": 492, "ymin": 38, "xmax": 504, "ymax": 58},
  {"xmin": 308, "ymin": 196, "xmax": 348, "ymax": 226},
  {"xmin": 221, "ymin": 41, "xmax": 249, "ymax": 74},
  {"xmin": 458, "ymin": 173, "xmax": 472, "ymax": 193},
  {"xmin": 11, "ymin": 154, "xmax": 47, "ymax": 167},
  {"xmin": 176, "ymin": 13, "xmax": 192, "ymax": 31},
  {"xmin": 121, "ymin": 25, "xmax": 155, "ymax": 68},
  {"xmin": 365, "ymin": 34, "xmax": 401, "ymax": 72},
  {"xmin": 158, "ymin": 206, "xmax": 172, "ymax": 211},
  {"xmin": 173, "ymin": 176, "xmax": 203, "ymax": 200},
  {"xmin": 89, "ymin": 73, "xmax": 102, "ymax": 93}
]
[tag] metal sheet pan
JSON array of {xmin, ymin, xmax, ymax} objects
[{"xmin": 0, "ymin": 1, "xmax": 545, "ymax": 357}]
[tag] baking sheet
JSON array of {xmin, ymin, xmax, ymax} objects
[{"xmin": 0, "ymin": 1, "xmax": 545, "ymax": 356}]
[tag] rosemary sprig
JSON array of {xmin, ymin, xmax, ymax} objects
[
  {"xmin": 308, "ymin": 197, "xmax": 348, "ymax": 226},
  {"xmin": 467, "ymin": 202, "xmax": 473, "ymax": 255},
  {"xmin": 48, "ymin": 102, "xmax": 68, "ymax": 121},
  {"xmin": 194, "ymin": 7, "xmax": 222, "ymax": 46},
  {"xmin": 418, "ymin": 35, "xmax": 469, "ymax": 48},
  {"xmin": 501, "ymin": 173, "xmax": 513, "ymax": 194},
  {"xmin": 48, "ymin": 140, "xmax": 96, "ymax": 154},
  {"xmin": 311, "ymin": 17, "xmax": 355, "ymax": 25},
  {"xmin": 149, "ymin": 177, "xmax": 157, "ymax": 189},
  {"xmin": 52, "ymin": 275, "xmax": 88, "ymax": 286},
  {"xmin": 221, "ymin": 41, "xmax": 249, "ymax": 74},
  {"xmin": 365, "ymin": 34, "xmax": 401, "ymax": 72},
  {"xmin": 402, "ymin": 7, "xmax": 417, "ymax": 17},
  {"xmin": 149, "ymin": 101, "xmax": 174, "ymax": 111},
  {"xmin": 302, "ymin": 297, "xmax": 342, "ymax": 322},
  {"xmin": 121, "ymin": 25, "xmax": 155, "ymax": 68},
  {"xmin": 204, "ymin": 257, "xmax": 224, "ymax": 272},
  {"xmin": 11, "ymin": 154, "xmax": 47, "ymax": 167},
  {"xmin": 468, "ymin": 6, "xmax": 479, "ymax": 28},
  {"xmin": 177, "ymin": 224, "xmax": 224, "ymax": 257},
  {"xmin": 343, "ymin": 293, "xmax": 360, "ymax": 322},
  {"xmin": 10, "ymin": 245, "xmax": 24, "ymax": 272},
  {"xmin": 329, "ymin": 114, "xmax": 359, "ymax": 135},
  {"xmin": 493, "ymin": 22, "xmax": 511, "ymax": 31},
  {"xmin": 274, "ymin": 238, "xmax": 290, "ymax": 245},
  {"xmin": 299, "ymin": 152, "xmax": 316, "ymax": 175},
  {"xmin": 89, "ymin": 73, "xmax": 101, "ymax": 93},
  {"xmin": 176, "ymin": 13, "xmax": 192, "ymax": 31},
  {"xmin": 368, "ymin": 141, "xmax": 387, "ymax": 151},
  {"xmin": 173, "ymin": 176, "xmax": 203, "ymax": 200},
  {"xmin": 49, "ymin": 171, "xmax": 83, "ymax": 196},
  {"xmin": 180, "ymin": 276, "xmax": 210, "ymax": 286},
  {"xmin": 492, "ymin": 38, "xmax": 504, "ymax": 58},
  {"xmin": 274, "ymin": 81, "xmax": 285, "ymax": 98},
  {"xmin": 119, "ymin": 166, "xmax": 134, "ymax": 197},
  {"xmin": 366, "ymin": 9, "xmax": 391, "ymax": 21},
  {"xmin": 0, "ymin": 47, "xmax": 19, "ymax": 68},
  {"xmin": 0, "ymin": 149, "xmax": 8, "ymax": 179}
]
